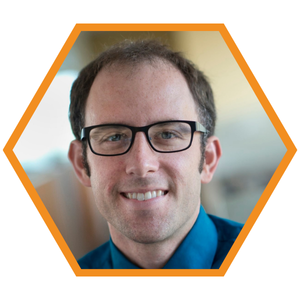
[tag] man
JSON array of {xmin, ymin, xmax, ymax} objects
[{"xmin": 68, "ymin": 39, "xmax": 243, "ymax": 269}]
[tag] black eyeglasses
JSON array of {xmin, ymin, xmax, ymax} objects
[{"xmin": 81, "ymin": 120, "xmax": 207, "ymax": 156}]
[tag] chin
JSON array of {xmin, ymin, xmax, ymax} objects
[
  {"xmin": 120, "ymin": 218, "xmax": 176, "ymax": 245},
  {"xmin": 125, "ymin": 231, "xmax": 169, "ymax": 245}
]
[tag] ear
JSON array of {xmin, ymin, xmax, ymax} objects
[
  {"xmin": 200, "ymin": 136, "xmax": 222, "ymax": 184},
  {"xmin": 68, "ymin": 140, "xmax": 91, "ymax": 187}
]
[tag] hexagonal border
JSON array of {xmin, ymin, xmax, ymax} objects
[{"xmin": 3, "ymin": 23, "xmax": 297, "ymax": 276}]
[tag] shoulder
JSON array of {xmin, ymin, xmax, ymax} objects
[
  {"xmin": 78, "ymin": 241, "xmax": 112, "ymax": 269},
  {"xmin": 209, "ymin": 214, "xmax": 243, "ymax": 241},
  {"xmin": 208, "ymin": 214, "xmax": 243, "ymax": 269}
]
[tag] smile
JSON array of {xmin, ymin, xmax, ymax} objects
[{"xmin": 123, "ymin": 190, "xmax": 168, "ymax": 201}]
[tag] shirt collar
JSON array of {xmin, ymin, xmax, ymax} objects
[{"xmin": 110, "ymin": 206, "xmax": 218, "ymax": 269}]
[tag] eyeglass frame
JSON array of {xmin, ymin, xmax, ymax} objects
[{"xmin": 80, "ymin": 120, "xmax": 208, "ymax": 157}]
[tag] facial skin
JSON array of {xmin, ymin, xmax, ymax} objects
[{"xmin": 69, "ymin": 61, "xmax": 221, "ymax": 267}]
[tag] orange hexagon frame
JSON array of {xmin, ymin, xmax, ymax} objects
[{"xmin": 3, "ymin": 23, "xmax": 297, "ymax": 276}]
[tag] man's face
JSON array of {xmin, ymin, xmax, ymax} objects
[{"xmin": 83, "ymin": 61, "xmax": 203, "ymax": 244}]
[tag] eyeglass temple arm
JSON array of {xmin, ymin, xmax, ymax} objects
[
  {"xmin": 80, "ymin": 129, "xmax": 86, "ymax": 141},
  {"xmin": 195, "ymin": 122, "xmax": 208, "ymax": 134}
]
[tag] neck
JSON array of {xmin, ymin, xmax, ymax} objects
[{"xmin": 108, "ymin": 205, "xmax": 200, "ymax": 269}]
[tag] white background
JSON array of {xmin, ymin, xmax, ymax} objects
[{"xmin": 1, "ymin": 1, "xmax": 299, "ymax": 299}]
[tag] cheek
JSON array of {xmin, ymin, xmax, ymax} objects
[
  {"xmin": 89, "ymin": 156, "xmax": 123, "ymax": 196},
  {"xmin": 89, "ymin": 164, "xmax": 122, "ymax": 218},
  {"xmin": 173, "ymin": 145, "xmax": 201, "ymax": 171},
  {"xmin": 165, "ymin": 149, "xmax": 201, "ymax": 187}
]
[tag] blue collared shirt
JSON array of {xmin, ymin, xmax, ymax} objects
[{"xmin": 78, "ymin": 206, "xmax": 243, "ymax": 269}]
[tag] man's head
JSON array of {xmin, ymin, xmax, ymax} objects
[{"xmin": 68, "ymin": 39, "xmax": 221, "ymax": 244}]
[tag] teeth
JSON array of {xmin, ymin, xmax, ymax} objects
[
  {"xmin": 125, "ymin": 190, "xmax": 165, "ymax": 201},
  {"xmin": 137, "ymin": 193, "xmax": 144, "ymax": 201},
  {"xmin": 144, "ymin": 192, "xmax": 152, "ymax": 200}
]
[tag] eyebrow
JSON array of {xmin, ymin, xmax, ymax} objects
[
  {"xmin": 94, "ymin": 119, "xmax": 181, "ymax": 127},
  {"xmin": 92, "ymin": 124, "xmax": 131, "ymax": 130}
]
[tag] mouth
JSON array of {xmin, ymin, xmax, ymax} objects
[{"xmin": 121, "ymin": 190, "xmax": 168, "ymax": 201}]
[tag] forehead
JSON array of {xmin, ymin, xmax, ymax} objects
[{"xmin": 85, "ymin": 61, "xmax": 198, "ymax": 126}]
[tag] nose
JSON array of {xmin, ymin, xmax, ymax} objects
[{"xmin": 125, "ymin": 132, "xmax": 159, "ymax": 177}]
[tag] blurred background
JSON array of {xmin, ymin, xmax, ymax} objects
[{"xmin": 14, "ymin": 31, "xmax": 286, "ymax": 260}]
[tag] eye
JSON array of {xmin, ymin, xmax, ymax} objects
[
  {"xmin": 160, "ymin": 131, "xmax": 177, "ymax": 139},
  {"xmin": 107, "ymin": 134, "xmax": 123, "ymax": 142}
]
